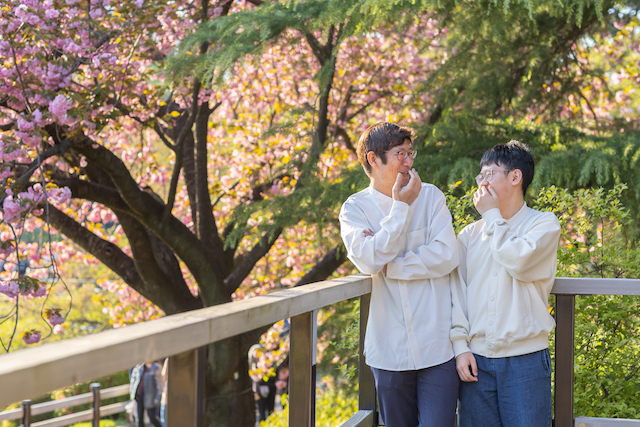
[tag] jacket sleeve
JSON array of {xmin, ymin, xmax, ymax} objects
[
  {"xmin": 386, "ymin": 188, "xmax": 459, "ymax": 281},
  {"xmin": 339, "ymin": 197, "xmax": 409, "ymax": 275},
  {"xmin": 482, "ymin": 209, "xmax": 561, "ymax": 282},
  {"xmin": 450, "ymin": 232, "xmax": 472, "ymax": 356}
]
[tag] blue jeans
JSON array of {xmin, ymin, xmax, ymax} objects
[
  {"xmin": 370, "ymin": 358, "xmax": 459, "ymax": 427},
  {"xmin": 459, "ymin": 349, "xmax": 552, "ymax": 427}
]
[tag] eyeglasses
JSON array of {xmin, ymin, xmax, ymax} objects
[
  {"xmin": 387, "ymin": 149, "xmax": 417, "ymax": 162},
  {"xmin": 475, "ymin": 168, "xmax": 512, "ymax": 186}
]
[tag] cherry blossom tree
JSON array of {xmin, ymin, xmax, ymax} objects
[
  {"xmin": 1, "ymin": 0, "xmax": 638, "ymax": 424},
  {"xmin": 0, "ymin": 0, "xmax": 448, "ymax": 423}
]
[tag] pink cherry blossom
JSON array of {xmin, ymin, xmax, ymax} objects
[
  {"xmin": 49, "ymin": 95, "xmax": 74, "ymax": 120},
  {"xmin": 22, "ymin": 330, "xmax": 41, "ymax": 345},
  {"xmin": 0, "ymin": 281, "xmax": 20, "ymax": 298},
  {"xmin": 17, "ymin": 117, "xmax": 35, "ymax": 132},
  {"xmin": 48, "ymin": 311, "xmax": 65, "ymax": 326},
  {"xmin": 45, "ymin": 9, "xmax": 60, "ymax": 19}
]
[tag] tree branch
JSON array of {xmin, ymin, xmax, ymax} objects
[
  {"xmin": 224, "ymin": 226, "xmax": 283, "ymax": 294},
  {"xmin": 11, "ymin": 138, "xmax": 73, "ymax": 195},
  {"xmin": 116, "ymin": 212, "xmax": 201, "ymax": 314},
  {"xmin": 294, "ymin": 244, "xmax": 347, "ymax": 287},
  {"xmin": 70, "ymin": 137, "xmax": 227, "ymax": 305},
  {"xmin": 46, "ymin": 205, "xmax": 146, "ymax": 293},
  {"xmin": 51, "ymin": 176, "xmax": 132, "ymax": 213}
]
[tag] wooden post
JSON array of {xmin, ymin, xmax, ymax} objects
[
  {"xmin": 167, "ymin": 348, "xmax": 204, "ymax": 427},
  {"xmin": 359, "ymin": 294, "xmax": 377, "ymax": 426},
  {"xmin": 91, "ymin": 382, "xmax": 101, "ymax": 427},
  {"xmin": 554, "ymin": 294, "xmax": 575, "ymax": 427},
  {"xmin": 289, "ymin": 310, "xmax": 316, "ymax": 427},
  {"xmin": 21, "ymin": 399, "xmax": 31, "ymax": 427}
]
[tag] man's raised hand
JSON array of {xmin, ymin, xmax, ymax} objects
[
  {"xmin": 392, "ymin": 169, "xmax": 421, "ymax": 205},
  {"xmin": 473, "ymin": 185, "xmax": 499, "ymax": 215}
]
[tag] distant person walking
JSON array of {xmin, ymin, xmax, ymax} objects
[{"xmin": 129, "ymin": 361, "xmax": 163, "ymax": 427}]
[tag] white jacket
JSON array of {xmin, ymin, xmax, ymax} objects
[
  {"xmin": 450, "ymin": 203, "xmax": 561, "ymax": 358},
  {"xmin": 340, "ymin": 183, "xmax": 458, "ymax": 370}
]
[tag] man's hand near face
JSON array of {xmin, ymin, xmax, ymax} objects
[
  {"xmin": 392, "ymin": 169, "xmax": 421, "ymax": 206},
  {"xmin": 473, "ymin": 185, "xmax": 500, "ymax": 215}
]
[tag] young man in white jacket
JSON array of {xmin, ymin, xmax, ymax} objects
[
  {"xmin": 339, "ymin": 122, "xmax": 460, "ymax": 427},
  {"xmin": 451, "ymin": 140, "xmax": 561, "ymax": 427}
]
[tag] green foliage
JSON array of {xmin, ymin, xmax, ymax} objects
[
  {"xmin": 532, "ymin": 185, "xmax": 640, "ymax": 418},
  {"xmin": 260, "ymin": 387, "xmax": 358, "ymax": 427},
  {"xmin": 418, "ymin": 116, "xmax": 640, "ymax": 233},
  {"xmin": 223, "ymin": 164, "xmax": 368, "ymax": 250},
  {"xmin": 331, "ymin": 185, "xmax": 640, "ymax": 419},
  {"xmin": 68, "ymin": 420, "xmax": 127, "ymax": 427},
  {"xmin": 321, "ymin": 299, "xmax": 361, "ymax": 382}
]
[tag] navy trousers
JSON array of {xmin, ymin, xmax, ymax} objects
[{"xmin": 370, "ymin": 358, "xmax": 459, "ymax": 427}]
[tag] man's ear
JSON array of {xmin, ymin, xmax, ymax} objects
[
  {"xmin": 367, "ymin": 151, "xmax": 377, "ymax": 169},
  {"xmin": 511, "ymin": 169, "xmax": 523, "ymax": 187}
]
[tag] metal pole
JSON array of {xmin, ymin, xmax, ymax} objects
[
  {"xmin": 21, "ymin": 399, "xmax": 32, "ymax": 427},
  {"xmin": 359, "ymin": 294, "xmax": 377, "ymax": 426},
  {"xmin": 91, "ymin": 382, "xmax": 101, "ymax": 427},
  {"xmin": 167, "ymin": 348, "xmax": 204, "ymax": 427},
  {"xmin": 554, "ymin": 294, "xmax": 575, "ymax": 427},
  {"xmin": 289, "ymin": 310, "xmax": 317, "ymax": 427}
]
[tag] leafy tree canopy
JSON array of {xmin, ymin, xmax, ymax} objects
[{"xmin": 0, "ymin": 0, "xmax": 638, "ymax": 424}]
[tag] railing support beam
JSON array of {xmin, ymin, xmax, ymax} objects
[
  {"xmin": 21, "ymin": 399, "xmax": 31, "ymax": 427},
  {"xmin": 90, "ymin": 383, "xmax": 100, "ymax": 427},
  {"xmin": 359, "ymin": 294, "xmax": 377, "ymax": 426},
  {"xmin": 289, "ymin": 310, "xmax": 316, "ymax": 427},
  {"xmin": 554, "ymin": 294, "xmax": 575, "ymax": 427},
  {"xmin": 167, "ymin": 347, "xmax": 204, "ymax": 427}
]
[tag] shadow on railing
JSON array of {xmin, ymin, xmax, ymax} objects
[{"xmin": 0, "ymin": 275, "xmax": 639, "ymax": 427}]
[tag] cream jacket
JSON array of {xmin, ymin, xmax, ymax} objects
[
  {"xmin": 450, "ymin": 203, "xmax": 561, "ymax": 358},
  {"xmin": 340, "ymin": 183, "xmax": 458, "ymax": 371}
]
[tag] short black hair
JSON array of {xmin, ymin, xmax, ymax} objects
[
  {"xmin": 356, "ymin": 122, "xmax": 414, "ymax": 176},
  {"xmin": 480, "ymin": 140, "xmax": 534, "ymax": 195}
]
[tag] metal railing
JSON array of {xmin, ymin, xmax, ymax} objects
[{"xmin": 0, "ymin": 275, "xmax": 638, "ymax": 427}]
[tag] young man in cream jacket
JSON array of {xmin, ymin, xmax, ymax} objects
[
  {"xmin": 339, "ymin": 122, "xmax": 460, "ymax": 427},
  {"xmin": 451, "ymin": 140, "xmax": 561, "ymax": 427}
]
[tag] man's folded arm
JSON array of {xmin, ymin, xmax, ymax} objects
[
  {"xmin": 386, "ymin": 192, "xmax": 459, "ymax": 280},
  {"xmin": 483, "ymin": 209, "xmax": 561, "ymax": 282},
  {"xmin": 339, "ymin": 200, "xmax": 409, "ymax": 275}
]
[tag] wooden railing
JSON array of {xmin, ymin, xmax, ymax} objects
[
  {"xmin": 0, "ymin": 384, "xmax": 129, "ymax": 427},
  {"xmin": 0, "ymin": 275, "xmax": 638, "ymax": 427}
]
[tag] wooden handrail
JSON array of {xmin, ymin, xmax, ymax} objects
[{"xmin": 0, "ymin": 275, "xmax": 638, "ymax": 427}]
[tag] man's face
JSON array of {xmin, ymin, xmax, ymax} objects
[
  {"xmin": 477, "ymin": 162, "xmax": 513, "ymax": 199},
  {"xmin": 374, "ymin": 140, "xmax": 415, "ymax": 187}
]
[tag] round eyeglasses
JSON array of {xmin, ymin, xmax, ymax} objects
[
  {"xmin": 475, "ymin": 167, "xmax": 512, "ymax": 186},
  {"xmin": 387, "ymin": 149, "xmax": 417, "ymax": 162}
]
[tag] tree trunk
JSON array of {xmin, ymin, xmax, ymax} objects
[{"xmin": 204, "ymin": 337, "xmax": 256, "ymax": 426}]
